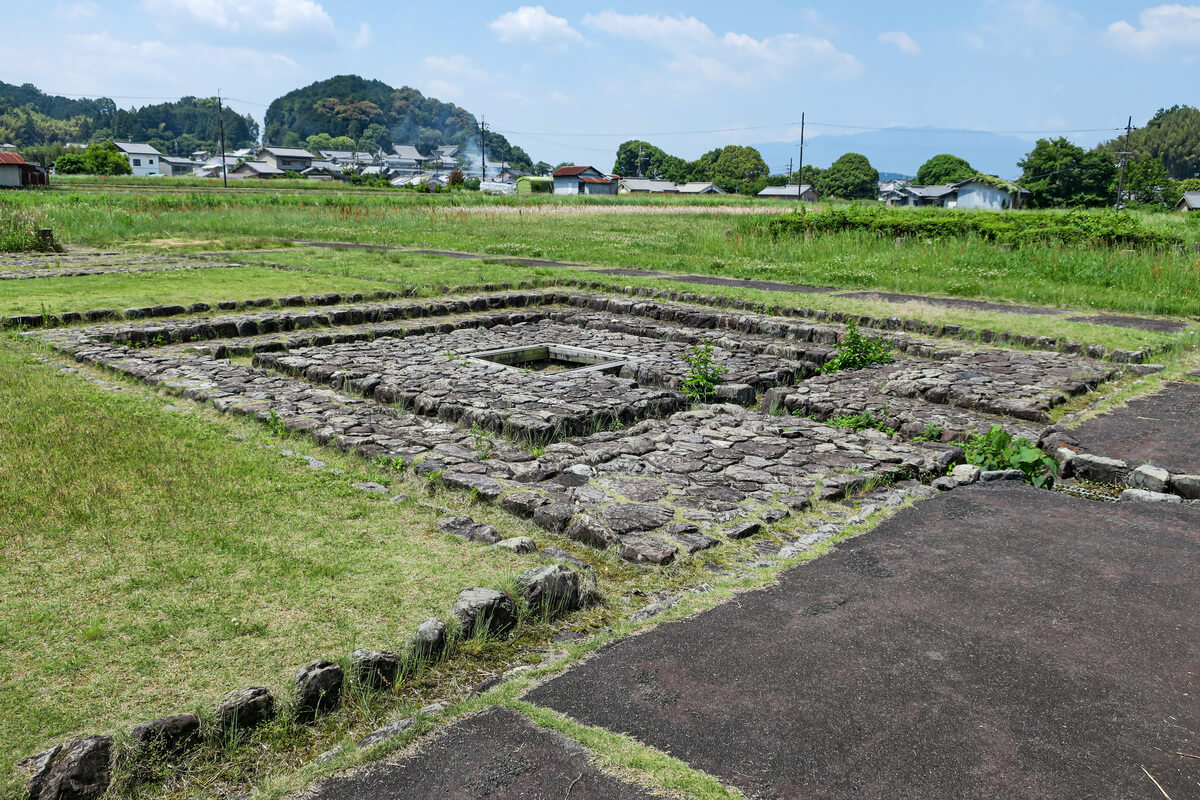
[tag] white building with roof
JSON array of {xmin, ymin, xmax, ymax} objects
[
  {"xmin": 254, "ymin": 146, "xmax": 314, "ymax": 172},
  {"xmin": 113, "ymin": 142, "xmax": 163, "ymax": 176}
]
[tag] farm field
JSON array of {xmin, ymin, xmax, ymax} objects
[{"xmin": 2, "ymin": 188, "xmax": 1199, "ymax": 800}]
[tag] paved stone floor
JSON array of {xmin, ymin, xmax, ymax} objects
[{"xmin": 527, "ymin": 484, "xmax": 1199, "ymax": 799}]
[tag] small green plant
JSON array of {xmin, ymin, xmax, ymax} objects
[
  {"xmin": 472, "ymin": 423, "xmax": 495, "ymax": 461},
  {"xmin": 265, "ymin": 408, "xmax": 288, "ymax": 437},
  {"xmin": 961, "ymin": 425, "xmax": 1058, "ymax": 488},
  {"xmin": 681, "ymin": 339, "xmax": 728, "ymax": 402},
  {"xmin": 913, "ymin": 423, "xmax": 944, "ymax": 442},
  {"xmin": 826, "ymin": 406, "xmax": 896, "ymax": 436},
  {"xmin": 820, "ymin": 320, "xmax": 893, "ymax": 374}
]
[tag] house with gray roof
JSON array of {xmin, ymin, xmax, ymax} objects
[
  {"xmin": 254, "ymin": 146, "xmax": 314, "ymax": 172},
  {"xmin": 758, "ymin": 184, "xmax": 819, "ymax": 202},
  {"xmin": 230, "ymin": 160, "xmax": 284, "ymax": 179},
  {"xmin": 619, "ymin": 178, "xmax": 677, "ymax": 194},
  {"xmin": 112, "ymin": 142, "xmax": 163, "ymax": 176},
  {"xmin": 158, "ymin": 156, "xmax": 203, "ymax": 177},
  {"xmin": 677, "ymin": 181, "xmax": 724, "ymax": 195},
  {"xmin": 1178, "ymin": 191, "xmax": 1200, "ymax": 212},
  {"xmin": 897, "ymin": 177, "xmax": 1029, "ymax": 209}
]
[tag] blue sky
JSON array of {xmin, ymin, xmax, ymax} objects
[{"xmin": 3, "ymin": 1, "xmax": 1198, "ymax": 173}]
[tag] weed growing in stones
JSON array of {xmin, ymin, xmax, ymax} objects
[
  {"xmin": 472, "ymin": 423, "xmax": 495, "ymax": 461},
  {"xmin": 265, "ymin": 408, "xmax": 288, "ymax": 438},
  {"xmin": 961, "ymin": 425, "xmax": 1058, "ymax": 488},
  {"xmin": 826, "ymin": 406, "xmax": 897, "ymax": 436},
  {"xmin": 681, "ymin": 339, "xmax": 728, "ymax": 402},
  {"xmin": 913, "ymin": 423, "xmax": 944, "ymax": 442},
  {"xmin": 820, "ymin": 320, "xmax": 893, "ymax": 374}
]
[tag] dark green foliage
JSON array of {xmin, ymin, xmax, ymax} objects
[
  {"xmin": 1018, "ymin": 137, "xmax": 1116, "ymax": 207},
  {"xmin": 1096, "ymin": 105, "xmax": 1200, "ymax": 181},
  {"xmin": 264, "ymin": 75, "xmax": 529, "ymax": 168},
  {"xmin": 612, "ymin": 140, "xmax": 689, "ymax": 181},
  {"xmin": 767, "ymin": 205, "xmax": 1181, "ymax": 249},
  {"xmin": 52, "ymin": 141, "xmax": 132, "ymax": 175},
  {"xmin": 818, "ymin": 152, "xmax": 879, "ymax": 199},
  {"xmin": 681, "ymin": 340, "xmax": 728, "ymax": 401},
  {"xmin": 820, "ymin": 320, "xmax": 893, "ymax": 373},
  {"xmin": 916, "ymin": 153, "xmax": 976, "ymax": 185},
  {"xmin": 962, "ymin": 425, "xmax": 1057, "ymax": 488},
  {"xmin": 610, "ymin": 140, "xmax": 767, "ymax": 193},
  {"xmin": 0, "ymin": 83, "xmax": 257, "ymax": 153},
  {"xmin": 1122, "ymin": 156, "xmax": 1175, "ymax": 208}
]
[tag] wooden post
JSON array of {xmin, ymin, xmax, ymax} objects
[{"xmin": 37, "ymin": 229, "xmax": 53, "ymax": 248}]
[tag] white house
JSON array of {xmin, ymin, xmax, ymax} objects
[
  {"xmin": 953, "ymin": 178, "xmax": 1030, "ymax": 210},
  {"xmin": 552, "ymin": 165, "xmax": 617, "ymax": 195},
  {"xmin": 113, "ymin": 142, "xmax": 163, "ymax": 176}
]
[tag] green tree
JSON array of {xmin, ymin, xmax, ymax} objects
[
  {"xmin": 1096, "ymin": 105, "xmax": 1200, "ymax": 181},
  {"xmin": 1123, "ymin": 156, "xmax": 1173, "ymax": 206},
  {"xmin": 819, "ymin": 152, "xmax": 879, "ymax": 199},
  {"xmin": 52, "ymin": 141, "xmax": 131, "ymax": 175},
  {"xmin": 712, "ymin": 145, "xmax": 769, "ymax": 189},
  {"xmin": 1018, "ymin": 137, "xmax": 1116, "ymax": 207},
  {"xmin": 532, "ymin": 161, "xmax": 552, "ymax": 176},
  {"xmin": 916, "ymin": 153, "xmax": 976, "ymax": 185}
]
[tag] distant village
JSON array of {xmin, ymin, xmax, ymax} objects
[{"xmin": 2, "ymin": 138, "xmax": 1197, "ymax": 212}]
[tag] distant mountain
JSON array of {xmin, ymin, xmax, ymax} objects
[
  {"xmin": 753, "ymin": 128, "xmax": 1047, "ymax": 180},
  {"xmin": 878, "ymin": 171, "xmax": 914, "ymax": 182},
  {"xmin": 264, "ymin": 75, "xmax": 531, "ymax": 169}
]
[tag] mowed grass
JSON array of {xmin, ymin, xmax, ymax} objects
[
  {"xmin": 0, "ymin": 266, "xmax": 390, "ymax": 317},
  {"xmin": 6, "ymin": 190, "xmax": 1200, "ymax": 316},
  {"xmin": 0, "ymin": 342, "xmax": 529, "ymax": 793}
]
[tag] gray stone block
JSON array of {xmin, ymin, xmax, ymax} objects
[
  {"xmin": 410, "ymin": 618, "xmax": 447, "ymax": 661},
  {"xmin": 20, "ymin": 736, "xmax": 111, "ymax": 800},
  {"xmin": 517, "ymin": 565, "xmax": 582, "ymax": 616},
  {"xmin": 619, "ymin": 535, "xmax": 677, "ymax": 565},
  {"xmin": 1119, "ymin": 488, "xmax": 1182, "ymax": 504},
  {"xmin": 295, "ymin": 660, "xmax": 343, "ymax": 722},
  {"xmin": 1127, "ymin": 464, "xmax": 1170, "ymax": 494},
  {"xmin": 452, "ymin": 587, "xmax": 518, "ymax": 638},
  {"xmin": 350, "ymin": 650, "xmax": 401, "ymax": 690},
  {"xmin": 1170, "ymin": 474, "xmax": 1200, "ymax": 500},
  {"xmin": 1071, "ymin": 453, "xmax": 1129, "ymax": 485},
  {"xmin": 129, "ymin": 713, "xmax": 201, "ymax": 754},
  {"xmin": 215, "ymin": 687, "xmax": 275, "ymax": 734}
]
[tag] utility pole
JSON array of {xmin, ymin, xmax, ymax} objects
[
  {"xmin": 636, "ymin": 144, "xmax": 644, "ymax": 178},
  {"xmin": 1114, "ymin": 115, "xmax": 1133, "ymax": 210},
  {"xmin": 480, "ymin": 116, "xmax": 486, "ymax": 181},
  {"xmin": 786, "ymin": 158, "xmax": 793, "ymax": 182},
  {"xmin": 796, "ymin": 112, "xmax": 805, "ymax": 202},
  {"xmin": 217, "ymin": 91, "xmax": 228, "ymax": 189}
]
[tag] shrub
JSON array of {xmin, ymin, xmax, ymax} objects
[
  {"xmin": 0, "ymin": 206, "xmax": 61, "ymax": 252},
  {"xmin": 961, "ymin": 425, "xmax": 1058, "ymax": 488},
  {"xmin": 767, "ymin": 205, "xmax": 1182, "ymax": 250},
  {"xmin": 680, "ymin": 339, "xmax": 728, "ymax": 402},
  {"xmin": 826, "ymin": 407, "xmax": 896, "ymax": 436},
  {"xmin": 820, "ymin": 320, "xmax": 893, "ymax": 373}
]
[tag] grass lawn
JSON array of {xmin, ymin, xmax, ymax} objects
[
  {"xmin": 0, "ymin": 266, "xmax": 391, "ymax": 317},
  {"xmin": 0, "ymin": 341, "xmax": 540, "ymax": 795},
  {"xmin": 5, "ymin": 189, "xmax": 1200, "ymax": 316}
]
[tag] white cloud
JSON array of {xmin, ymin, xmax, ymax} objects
[
  {"xmin": 878, "ymin": 30, "xmax": 920, "ymax": 55},
  {"xmin": 581, "ymin": 11, "xmax": 860, "ymax": 86},
  {"xmin": 423, "ymin": 54, "xmax": 488, "ymax": 82},
  {"xmin": 346, "ymin": 22, "xmax": 371, "ymax": 49},
  {"xmin": 425, "ymin": 79, "xmax": 464, "ymax": 100},
  {"xmin": 1107, "ymin": 4, "xmax": 1200, "ymax": 53},
  {"xmin": 489, "ymin": 6, "xmax": 582, "ymax": 45},
  {"xmin": 54, "ymin": 2, "xmax": 98, "ymax": 20},
  {"xmin": 143, "ymin": 0, "xmax": 334, "ymax": 34},
  {"xmin": 0, "ymin": 30, "xmax": 300, "ymax": 101},
  {"xmin": 582, "ymin": 11, "xmax": 711, "ymax": 48}
]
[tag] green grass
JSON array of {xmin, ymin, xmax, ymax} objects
[
  {"xmin": 231, "ymin": 248, "xmax": 1191, "ymax": 355},
  {"xmin": 0, "ymin": 341, "xmax": 537, "ymax": 795},
  {"xmin": 5, "ymin": 189, "xmax": 1200, "ymax": 315},
  {"xmin": 0, "ymin": 266, "xmax": 390, "ymax": 317}
]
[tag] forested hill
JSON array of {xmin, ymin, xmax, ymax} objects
[
  {"xmin": 0, "ymin": 81, "xmax": 258, "ymax": 154},
  {"xmin": 263, "ymin": 75, "xmax": 531, "ymax": 169},
  {"xmin": 1095, "ymin": 105, "xmax": 1200, "ymax": 181}
]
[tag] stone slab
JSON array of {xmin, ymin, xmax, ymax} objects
[
  {"xmin": 835, "ymin": 290, "xmax": 1068, "ymax": 316},
  {"xmin": 655, "ymin": 274, "xmax": 836, "ymax": 293},
  {"xmin": 1064, "ymin": 314, "xmax": 1189, "ymax": 333},
  {"xmin": 307, "ymin": 706, "xmax": 655, "ymax": 800},
  {"xmin": 527, "ymin": 484, "xmax": 1200, "ymax": 799},
  {"xmin": 1070, "ymin": 381, "xmax": 1200, "ymax": 473}
]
